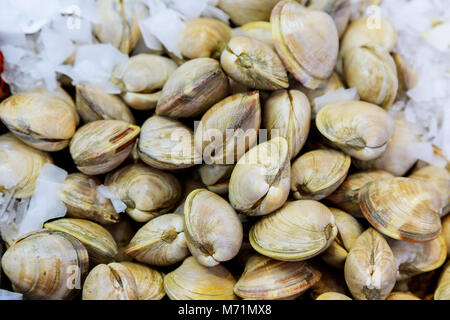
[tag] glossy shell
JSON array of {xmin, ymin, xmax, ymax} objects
[
  {"xmin": 218, "ymin": 0, "xmax": 281, "ymax": 26},
  {"xmin": 120, "ymin": 262, "xmax": 165, "ymax": 300}
]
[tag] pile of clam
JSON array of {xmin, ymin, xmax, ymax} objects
[{"xmin": 0, "ymin": 0, "xmax": 449, "ymax": 301}]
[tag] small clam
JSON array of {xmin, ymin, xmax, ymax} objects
[
  {"xmin": 93, "ymin": 0, "xmax": 147, "ymax": 54},
  {"xmin": 387, "ymin": 292, "xmax": 421, "ymax": 300},
  {"xmin": 138, "ymin": 115, "xmax": 201, "ymax": 170},
  {"xmin": 409, "ymin": 165, "xmax": 450, "ymax": 216},
  {"xmin": 388, "ymin": 236, "xmax": 447, "ymax": 281},
  {"xmin": 125, "ymin": 214, "xmax": 189, "ymax": 266},
  {"xmin": 321, "ymin": 208, "xmax": 364, "ymax": 269},
  {"xmin": 229, "ymin": 137, "xmax": 290, "ymax": 216},
  {"xmin": 179, "ymin": 18, "xmax": 232, "ymax": 60},
  {"xmin": 58, "ymin": 173, "xmax": 119, "ymax": 224},
  {"xmin": 343, "ymin": 45, "xmax": 398, "ymax": 109},
  {"xmin": 344, "ymin": 228, "xmax": 396, "ymax": 300},
  {"xmin": 435, "ymin": 262, "xmax": 450, "ymax": 300},
  {"xmin": 82, "ymin": 262, "xmax": 138, "ymax": 300},
  {"xmin": 164, "ymin": 256, "xmax": 237, "ymax": 300},
  {"xmin": 1, "ymin": 230, "xmax": 89, "ymax": 300},
  {"xmin": 75, "ymin": 84, "xmax": 135, "ymax": 124},
  {"xmin": 194, "ymin": 91, "xmax": 261, "ymax": 165},
  {"xmin": 316, "ymin": 292, "xmax": 352, "ymax": 300},
  {"xmin": 263, "ymin": 89, "xmax": 311, "ymax": 159},
  {"xmin": 105, "ymin": 163, "xmax": 182, "ymax": 222},
  {"xmin": 307, "ymin": 0, "xmax": 351, "ymax": 38},
  {"xmin": 70, "ymin": 120, "xmax": 140, "ymax": 175},
  {"xmin": 119, "ymin": 262, "xmax": 165, "ymax": 300},
  {"xmin": 249, "ymin": 200, "xmax": 337, "ymax": 261},
  {"xmin": 234, "ymin": 254, "xmax": 321, "ymax": 300},
  {"xmin": 315, "ymin": 101, "xmax": 395, "ymax": 161},
  {"xmin": 44, "ymin": 218, "xmax": 118, "ymax": 265},
  {"xmin": 271, "ymin": 1, "xmax": 339, "ymax": 89},
  {"xmin": 156, "ymin": 58, "xmax": 229, "ymax": 118},
  {"xmin": 184, "ymin": 189, "xmax": 243, "ymax": 267},
  {"xmin": 392, "ymin": 52, "xmax": 418, "ymax": 98},
  {"xmin": 218, "ymin": 0, "xmax": 281, "ymax": 26},
  {"xmin": 173, "ymin": 177, "xmax": 207, "ymax": 215},
  {"xmin": 198, "ymin": 164, "xmax": 234, "ymax": 194},
  {"xmin": 0, "ymin": 133, "xmax": 52, "ymax": 198},
  {"xmin": 353, "ymin": 119, "xmax": 421, "ymax": 176},
  {"xmin": 291, "ymin": 149, "xmax": 351, "ymax": 200},
  {"xmin": 221, "ymin": 36, "xmax": 289, "ymax": 90},
  {"xmin": 0, "ymin": 90, "xmax": 79, "ymax": 151},
  {"xmin": 327, "ymin": 170, "xmax": 394, "ymax": 218},
  {"xmin": 359, "ymin": 177, "xmax": 442, "ymax": 242},
  {"xmin": 234, "ymin": 22, "xmax": 273, "ymax": 48}
]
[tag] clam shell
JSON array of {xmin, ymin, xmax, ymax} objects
[
  {"xmin": 70, "ymin": 120, "xmax": 140, "ymax": 175},
  {"xmin": 235, "ymin": 21, "xmax": 274, "ymax": 48},
  {"xmin": 443, "ymin": 215, "xmax": 450, "ymax": 256},
  {"xmin": 344, "ymin": 228, "xmax": 396, "ymax": 300},
  {"xmin": 44, "ymin": 218, "xmax": 118, "ymax": 266},
  {"xmin": 271, "ymin": 1, "xmax": 339, "ymax": 89},
  {"xmin": 164, "ymin": 256, "xmax": 237, "ymax": 300},
  {"xmin": 234, "ymin": 254, "xmax": 321, "ymax": 300},
  {"xmin": 263, "ymin": 89, "xmax": 311, "ymax": 159},
  {"xmin": 125, "ymin": 214, "xmax": 189, "ymax": 266},
  {"xmin": 184, "ymin": 189, "xmax": 243, "ymax": 267},
  {"xmin": 218, "ymin": 0, "xmax": 281, "ymax": 26},
  {"xmin": 359, "ymin": 177, "xmax": 442, "ymax": 242},
  {"xmin": 435, "ymin": 261, "xmax": 450, "ymax": 300},
  {"xmin": 249, "ymin": 200, "xmax": 337, "ymax": 261},
  {"xmin": 1, "ymin": 229, "xmax": 89, "ymax": 300},
  {"xmin": 308, "ymin": 0, "xmax": 351, "ymax": 38},
  {"xmin": 119, "ymin": 262, "xmax": 165, "ymax": 300},
  {"xmin": 291, "ymin": 149, "xmax": 351, "ymax": 200},
  {"xmin": 156, "ymin": 58, "xmax": 229, "ymax": 118},
  {"xmin": 105, "ymin": 163, "xmax": 181, "ymax": 222},
  {"xmin": 221, "ymin": 36, "xmax": 288, "ymax": 90},
  {"xmin": 198, "ymin": 164, "xmax": 234, "ymax": 194},
  {"xmin": 315, "ymin": 101, "xmax": 395, "ymax": 161},
  {"xmin": 138, "ymin": 115, "xmax": 201, "ymax": 170}
]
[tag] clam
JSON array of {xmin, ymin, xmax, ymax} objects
[
  {"xmin": 392, "ymin": 52, "xmax": 418, "ymax": 98},
  {"xmin": 321, "ymin": 208, "xmax": 364, "ymax": 269},
  {"xmin": 234, "ymin": 22, "xmax": 274, "ymax": 48},
  {"xmin": 307, "ymin": 0, "xmax": 351, "ymax": 38},
  {"xmin": 315, "ymin": 101, "xmax": 395, "ymax": 161},
  {"xmin": 113, "ymin": 54, "xmax": 178, "ymax": 110},
  {"xmin": 316, "ymin": 292, "xmax": 352, "ymax": 300},
  {"xmin": 82, "ymin": 262, "xmax": 138, "ymax": 300},
  {"xmin": 75, "ymin": 84, "xmax": 135, "ymax": 124},
  {"xmin": 234, "ymin": 254, "xmax": 321, "ymax": 300},
  {"xmin": 327, "ymin": 170, "xmax": 394, "ymax": 218},
  {"xmin": 0, "ymin": 133, "xmax": 52, "ymax": 198},
  {"xmin": 119, "ymin": 262, "xmax": 165, "ymax": 300},
  {"xmin": 173, "ymin": 177, "xmax": 207, "ymax": 215},
  {"xmin": 387, "ymin": 292, "xmax": 421, "ymax": 300},
  {"xmin": 93, "ymin": 0, "xmax": 147, "ymax": 54},
  {"xmin": 221, "ymin": 36, "xmax": 289, "ymax": 90},
  {"xmin": 435, "ymin": 262, "xmax": 450, "ymax": 300},
  {"xmin": 409, "ymin": 165, "xmax": 450, "ymax": 216},
  {"xmin": 229, "ymin": 137, "xmax": 290, "ymax": 216},
  {"xmin": 359, "ymin": 177, "xmax": 442, "ymax": 242},
  {"xmin": 125, "ymin": 214, "xmax": 189, "ymax": 266},
  {"xmin": 69, "ymin": 120, "xmax": 140, "ymax": 175},
  {"xmin": 343, "ymin": 45, "xmax": 398, "ymax": 109},
  {"xmin": 443, "ymin": 215, "xmax": 450, "ymax": 256},
  {"xmin": 218, "ymin": 0, "xmax": 281, "ymax": 26},
  {"xmin": 138, "ymin": 115, "xmax": 201, "ymax": 170},
  {"xmin": 291, "ymin": 149, "xmax": 351, "ymax": 200},
  {"xmin": 156, "ymin": 58, "xmax": 229, "ymax": 118},
  {"xmin": 44, "ymin": 218, "xmax": 118, "ymax": 265},
  {"xmin": 1, "ymin": 229, "xmax": 89, "ymax": 300},
  {"xmin": 198, "ymin": 164, "xmax": 234, "ymax": 194},
  {"xmin": 105, "ymin": 163, "xmax": 181, "ymax": 223},
  {"xmin": 271, "ymin": 1, "xmax": 339, "ymax": 89},
  {"xmin": 179, "ymin": 18, "xmax": 232, "ymax": 60},
  {"xmin": 388, "ymin": 236, "xmax": 447, "ymax": 281},
  {"xmin": 263, "ymin": 89, "xmax": 311, "ymax": 159},
  {"xmin": 58, "ymin": 173, "xmax": 119, "ymax": 224},
  {"xmin": 249, "ymin": 200, "xmax": 337, "ymax": 261},
  {"xmin": 164, "ymin": 256, "xmax": 237, "ymax": 300},
  {"xmin": 194, "ymin": 91, "xmax": 261, "ymax": 165},
  {"xmin": 0, "ymin": 90, "xmax": 79, "ymax": 151},
  {"xmin": 104, "ymin": 215, "xmax": 136, "ymax": 262},
  {"xmin": 354, "ymin": 119, "xmax": 421, "ymax": 176},
  {"xmin": 344, "ymin": 228, "xmax": 396, "ymax": 300},
  {"xmin": 184, "ymin": 189, "xmax": 243, "ymax": 267}
]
